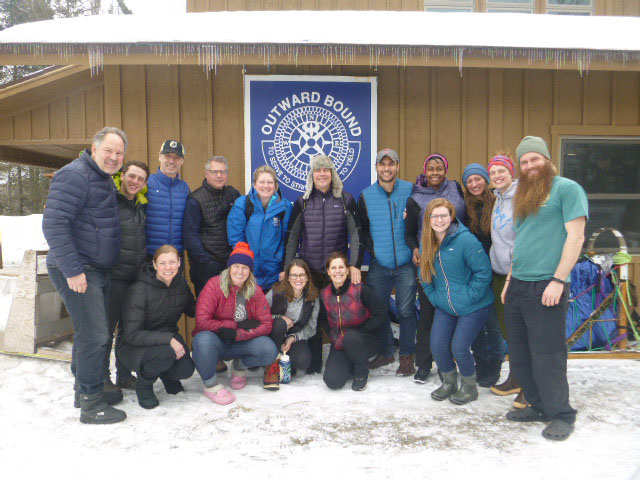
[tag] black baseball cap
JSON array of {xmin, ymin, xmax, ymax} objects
[{"xmin": 160, "ymin": 139, "xmax": 185, "ymax": 158}]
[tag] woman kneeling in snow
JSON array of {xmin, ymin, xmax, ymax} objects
[
  {"xmin": 120, "ymin": 245, "xmax": 196, "ymax": 409},
  {"xmin": 322, "ymin": 252, "xmax": 386, "ymax": 391},
  {"xmin": 263, "ymin": 259, "xmax": 320, "ymax": 388},
  {"xmin": 192, "ymin": 242, "xmax": 277, "ymax": 405}
]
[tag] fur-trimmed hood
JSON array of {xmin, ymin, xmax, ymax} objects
[{"xmin": 303, "ymin": 155, "xmax": 343, "ymax": 200}]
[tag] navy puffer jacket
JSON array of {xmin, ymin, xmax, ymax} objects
[{"xmin": 43, "ymin": 149, "xmax": 120, "ymax": 278}]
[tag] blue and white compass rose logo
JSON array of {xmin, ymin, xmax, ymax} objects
[{"xmin": 262, "ymin": 105, "xmax": 361, "ymax": 192}]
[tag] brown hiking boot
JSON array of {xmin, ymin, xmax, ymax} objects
[
  {"xmin": 368, "ymin": 355, "xmax": 395, "ymax": 370},
  {"xmin": 396, "ymin": 355, "xmax": 416, "ymax": 376},
  {"xmin": 512, "ymin": 390, "xmax": 530, "ymax": 409},
  {"xmin": 490, "ymin": 371, "xmax": 521, "ymax": 396},
  {"xmin": 263, "ymin": 360, "xmax": 280, "ymax": 390}
]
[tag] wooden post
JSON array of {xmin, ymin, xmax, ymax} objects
[{"xmin": 618, "ymin": 281, "xmax": 629, "ymax": 350}]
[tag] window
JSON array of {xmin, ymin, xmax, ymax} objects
[
  {"xmin": 424, "ymin": 0, "xmax": 474, "ymax": 12},
  {"xmin": 561, "ymin": 138, "xmax": 640, "ymax": 251},
  {"xmin": 547, "ymin": 0, "xmax": 593, "ymax": 15},
  {"xmin": 486, "ymin": 0, "xmax": 534, "ymax": 13}
]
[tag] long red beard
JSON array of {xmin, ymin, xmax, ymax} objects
[{"xmin": 514, "ymin": 161, "xmax": 556, "ymax": 219}]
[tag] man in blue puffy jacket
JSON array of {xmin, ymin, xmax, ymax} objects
[
  {"xmin": 358, "ymin": 149, "xmax": 417, "ymax": 377},
  {"xmin": 43, "ymin": 127, "xmax": 128, "ymax": 425},
  {"xmin": 145, "ymin": 139, "xmax": 190, "ymax": 258}
]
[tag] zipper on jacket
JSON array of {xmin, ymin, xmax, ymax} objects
[
  {"xmin": 387, "ymin": 195, "xmax": 398, "ymax": 268},
  {"xmin": 337, "ymin": 295, "xmax": 344, "ymax": 339},
  {"xmin": 438, "ymin": 250, "xmax": 459, "ymax": 315}
]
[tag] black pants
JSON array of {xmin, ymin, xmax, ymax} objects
[
  {"xmin": 415, "ymin": 286, "xmax": 435, "ymax": 370},
  {"xmin": 139, "ymin": 344, "xmax": 195, "ymax": 381},
  {"xmin": 269, "ymin": 317, "xmax": 312, "ymax": 371},
  {"xmin": 505, "ymin": 278, "xmax": 577, "ymax": 424},
  {"xmin": 190, "ymin": 258, "xmax": 225, "ymax": 298},
  {"xmin": 307, "ymin": 271, "xmax": 331, "ymax": 369},
  {"xmin": 323, "ymin": 329, "xmax": 379, "ymax": 390},
  {"xmin": 106, "ymin": 279, "xmax": 134, "ymax": 379}
]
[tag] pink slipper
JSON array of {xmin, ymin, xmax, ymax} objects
[
  {"xmin": 231, "ymin": 373, "xmax": 247, "ymax": 390},
  {"xmin": 203, "ymin": 386, "xmax": 235, "ymax": 405}
]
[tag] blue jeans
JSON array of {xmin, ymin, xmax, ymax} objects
[
  {"xmin": 192, "ymin": 331, "xmax": 278, "ymax": 387},
  {"xmin": 48, "ymin": 264, "xmax": 111, "ymax": 394},
  {"xmin": 471, "ymin": 301, "xmax": 505, "ymax": 362},
  {"xmin": 430, "ymin": 305, "xmax": 490, "ymax": 377},
  {"xmin": 367, "ymin": 260, "xmax": 417, "ymax": 356}
]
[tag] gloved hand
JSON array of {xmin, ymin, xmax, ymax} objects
[
  {"xmin": 217, "ymin": 328, "xmax": 237, "ymax": 341},
  {"xmin": 236, "ymin": 319, "xmax": 261, "ymax": 331}
]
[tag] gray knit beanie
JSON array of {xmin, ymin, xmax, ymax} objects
[{"xmin": 516, "ymin": 136, "xmax": 550, "ymax": 163}]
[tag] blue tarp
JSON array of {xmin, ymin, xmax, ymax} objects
[{"xmin": 566, "ymin": 260, "xmax": 618, "ymax": 351}]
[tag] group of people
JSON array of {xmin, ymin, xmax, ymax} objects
[{"xmin": 43, "ymin": 127, "xmax": 587, "ymax": 442}]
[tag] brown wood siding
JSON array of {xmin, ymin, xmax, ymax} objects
[{"xmin": 188, "ymin": 0, "xmax": 639, "ymax": 15}]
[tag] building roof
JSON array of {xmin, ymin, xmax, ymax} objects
[{"xmin": 1, "ymin": 11, "xmax": 639, "ymax": 72}]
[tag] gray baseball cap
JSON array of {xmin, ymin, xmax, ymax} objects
[{"xmin": 375, "ymin": 148, "xmax": 400, "ymax": 164}]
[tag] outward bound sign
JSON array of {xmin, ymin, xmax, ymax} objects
[{"xmin": 244, "ymin": 75, "xmax": 377, "ymax": 203}]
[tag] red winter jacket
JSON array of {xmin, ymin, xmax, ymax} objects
[{"xmin": 193, "ymin": 276, "xmax": 273, "ymax": 341}]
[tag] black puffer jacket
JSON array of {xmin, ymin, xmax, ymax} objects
[
  {"xmin": 111, "ymin": 191, "xmax": 146, "ymax": 281},
  {"xmin": 119, "ymin": 262, "xmax": 196, "ymax": 373}
]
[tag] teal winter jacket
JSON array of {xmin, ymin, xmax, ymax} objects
[{"xmin": 420, "ymin": 221, "xmax": 494, "ymax": 316}]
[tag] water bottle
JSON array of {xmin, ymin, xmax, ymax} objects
[{"xmin": 279, "ymin": 353, "xmax": 291, "ymax": 384}]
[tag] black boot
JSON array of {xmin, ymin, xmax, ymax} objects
[
  {"xmin": 473, "ymin": 353, "xmax": 487, "ymax": 384},
  {"xmin": 135, "ymin": 376, "xmax": 159, "ymax": 409},
  {"xmin": 478, "ymin": 357, "xmax": 503, "ymax": 388},
  {"xmin": 79, "ymin": 392, "xmax": 127, "ymax": 424},
  {"xmin": 74, "ymin": 378, "xmax": 123, "ymax": 408},
  {"xmin": 160, "ymin": 373, "xmax": 183, "ymax": 395}
]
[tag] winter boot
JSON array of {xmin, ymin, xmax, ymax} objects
[
  {"xmin": 116, "ymin": 373, "xmax": 137, "ymax": 390},
  {"xmin": 490, "ymin": 366, "xmax": 521, "ymax": 396},
  {"xmin": 74, "ymin": 378, "xmax": 122, "ymax": 408},
  {"xmin": 449, "ymin": 373, "xmax": 479, "ymax": 405},
  {"xmin": 135, "ymin": 376, "xmax": 159, "ymax": 409},
  {"xmin": 368, "ymin": 355, "xmax": 395, "ymax": 370},
  {"xmin": 430, "ymin": 369, "xmax": 458, "ymax": 401},
  {"xmin": 478, "ymin": 358, "xmax": 503, "ymax": 388},
  {"xmin": 216, "ymin": 359, "xmax": 228, "ymax": 373},
  {"xmin": 263, "ymin": 360, "xmax": 280, "ymax": 390},
  {"xmin": 159, "ymin": 373, "xmax": 183, "ymax": 395},
  {"xmin": 396, "ymin": 354, "xmax": 416, "ymax": 376},
  {"xmin": 473, "ymin": 353, "xmax": 487, "ymax": 382},
  {"xmin": 512, "ymin": 389, "xmax": 529, "ymax": 409},
  {"xmin": 79, "ymin": 392, "xmax": 127, "ymax": 424}
]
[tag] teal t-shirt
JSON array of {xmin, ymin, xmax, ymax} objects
[{"xmin": 512, "ymin": 176, "xmax": 588, "ymax": 282}]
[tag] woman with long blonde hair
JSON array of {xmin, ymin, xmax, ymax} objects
[
  {"xmin": 192, "ymin": 242, "xmax": 277, "ymax": 405},
  {"xmin": 419, "ymin": 198, "xmax": 493, "ymax": 405}
]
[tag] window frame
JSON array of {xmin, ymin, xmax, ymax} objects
[{"xmin": 556, "ymin": 134, "xmax": 640, "ymax": 253}]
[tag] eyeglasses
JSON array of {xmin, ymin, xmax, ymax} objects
[
  {"xmin": 429, "ymin": 213, "xmax": 450, "ymax": 220},
  {"xmin": 206, "ymin": 169, "xmax": 228, "ymax": 176},
  {"xmin": 289, "ymin": 273, "xmax": 307, "ymax": 280}
]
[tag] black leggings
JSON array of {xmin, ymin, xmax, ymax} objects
[
  {"xmin": 269, "ymin": 317, "xmax": 312, "ymax": 372},
  {"xmin": 139, "ymin": 344, "xmax": 195, "ymax": 381},
  {"xmin": 323, "ymin": 329, "xmax": 378, "ymax": 390},
  {"xmin": 415, "ymin": 286, "xmax": 435, "ymax": 370}
]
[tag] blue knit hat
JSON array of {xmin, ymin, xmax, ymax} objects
[{"xmin": 462, "ymin": 163, "xmax": 490, "ymax": 186}]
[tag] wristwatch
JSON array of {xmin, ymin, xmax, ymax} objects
[{"xmin": 550, "ymin": 276, "xmax": 567, "ymax": 285}]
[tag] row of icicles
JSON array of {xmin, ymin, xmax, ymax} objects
[{"xmin": 2, "ymin": 43, "xmax": 639, "ymax": 76}]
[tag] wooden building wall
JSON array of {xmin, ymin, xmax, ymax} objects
[{"xmin": 187, "ymin": 0, "xmax": 640, "ymax": 16}]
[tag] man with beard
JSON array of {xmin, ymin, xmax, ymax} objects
[{"xmin": 501, "ymin": 136, "xmax": 588, "ymax": 441}]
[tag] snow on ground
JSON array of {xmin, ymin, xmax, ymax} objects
[
  {"xmin": 0, "ymin": 214, "xmax": 48, "ymax": 266},
  {"xmin": 1, "ymin": 352, "xmax": 639, "ymax": 479}
]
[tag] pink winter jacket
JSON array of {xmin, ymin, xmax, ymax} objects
[{"xmin": 192, "ymin": 276, "xmax": 273, "ymax": 341}]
